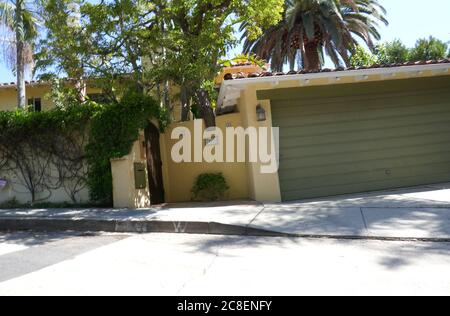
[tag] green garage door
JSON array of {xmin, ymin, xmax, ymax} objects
[{"xmin": 261, "ymin": 75, "xmax": 450, "ymax": 201}]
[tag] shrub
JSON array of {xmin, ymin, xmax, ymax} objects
[
  {"xmin": 350, "ymin": 46, "xmax": 378, "ymax": 67},
  {"xmin": 85, "ymin": 90, "xmax": 168, "ymax": 203},
  {"xmin": 375, "ymin": 40, "xmax": 409, "ymax": 64},
  {"xmin": 409, "ymin": 36, "xmax": 448, "ymax": 61},
  {"xmin": 192, "ymin": 173, "xmax": 229, "ymax": 202}
]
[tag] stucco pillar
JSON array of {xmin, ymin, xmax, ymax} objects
[
  {"xmin": 239, "ymin": 87, "xmax": 282, "ymax": 203},
  {"xmin": 111, "ymin": 131, "xmax": 151, "ymax": 208}
]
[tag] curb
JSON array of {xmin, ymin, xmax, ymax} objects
[
  {"xmin": 0, "ymin": 218, "xmax": 292, "ymax": 237},
  {"xmin": 0, "ymin": 218, "xmax": 449, "ymax": 242}
]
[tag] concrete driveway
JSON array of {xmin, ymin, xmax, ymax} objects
[{"xmin": 250, "ymin": 183, "xmax": 450, "ymax": 239}]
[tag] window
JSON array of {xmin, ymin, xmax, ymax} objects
[{"xmin": 28, "ymin": 98, "xmax": 42, "ymax": 112}]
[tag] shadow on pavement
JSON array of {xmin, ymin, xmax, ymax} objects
[{"xmin": 0, "ymin": 233, "xmax": 128, "ymax": 283}]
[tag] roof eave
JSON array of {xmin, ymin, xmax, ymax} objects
[{"xmin": 217, "ymin": 63, "xmax": 450, "ymax": 108}]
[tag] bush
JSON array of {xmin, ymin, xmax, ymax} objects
[
  {"xmin": 375, "ymin": 40, "xmax": 409, "ymax": 64},
  {"xmin": 350, "ymin": 46, "xmax": 378, "ymax": 67},
  {"xmin": 85, "ymin": 90, "xmax": 168, "ymax": 203},
  {"xmin": 192, "ymin": 173, "xmax": 229, "ymax": 202},
  {"xmin": 409, "ymin": 36, "xmax": 448, "ymax": 61}
]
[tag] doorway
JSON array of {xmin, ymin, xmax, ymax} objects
[{"xmin": 145, "ymin": 123, "xmax": 165, "ymax": 205}]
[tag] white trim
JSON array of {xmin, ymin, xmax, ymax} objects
[{"xmin": 217, "ymin": 63, "xmax": 450, "ymax": 107}]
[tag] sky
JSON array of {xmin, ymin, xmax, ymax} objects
[{"xmin": 1, "ymin": 0, "xmax": 449, "ymax": 82}]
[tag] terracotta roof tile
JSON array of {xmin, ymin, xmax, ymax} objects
[
  {"xmin": 223, "ymin": 59, "xmax": 450, "ymax": 81},
  {"xmin": 0, "ymin": 80, "xmax": 44, "ymax": 88}
]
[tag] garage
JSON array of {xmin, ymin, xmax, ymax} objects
[{"xmin": 260, "ymin": 75, "xmax": 450, "ymax": 201}]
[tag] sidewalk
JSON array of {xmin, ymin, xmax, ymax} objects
[
  {"xmin": 251, "ymin": 183, "xmax": 450, "ymax": 239},
  {"xmin": 1, "ymin": 184, "xmax": 450, "ymax": 240}
]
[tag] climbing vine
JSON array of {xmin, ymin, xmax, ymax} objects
[
  {"xmin": 0, "ymin": 90, "xmax": 168, "ymax": 205},
  {"xmin": 86, "ymin": 90, "xmax": 169, "ymax": 203},
  {"xmin": 0, "ymin": 106, "xmax": 94, "ymax": 204}
]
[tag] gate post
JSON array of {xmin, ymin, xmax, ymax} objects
[{"xmin": 111, "ymin": 131, "xmax": 151, "ymax": 208}]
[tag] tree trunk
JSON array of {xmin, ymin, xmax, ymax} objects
[
  {"xmin": 180, "ymin": 85, "xmax": 190, "ymax": 121},
  {"xmin": 163, "ymin": 80, "xmax": 170, "ymax": 110},
  {"xmin": 303, "ymin": 42, "xmax": 321, "ymax": 71},
  {"xmin": 196, "ymin": 89, "xmax": 216, "ymax": 128},
  {"xmin": 15, "ymin": 2, "xmax": 26, "ymax": 109},
  {"xmin": 74, "ymin": 77, "xmax": 87, "ymax": 103}
]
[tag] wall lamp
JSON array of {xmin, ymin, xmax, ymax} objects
[{"xmin": 256, "ymin": 104, "xmax": 266, "ymax": 122}]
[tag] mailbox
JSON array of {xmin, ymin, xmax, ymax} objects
[{"xmin": 134, "ymin": 163, "xmax": 147, "ymax": 189}]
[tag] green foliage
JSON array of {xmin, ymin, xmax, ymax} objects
[
  {"xmin": 36, "ymin": 0, "xmax": 284, "ymax": 123},
  {"xmin": 86, "ymin": 90, "xmax": 168, "ymax": 203},
  {"xmin": 219, "ymin": 53, "xmax": 267, "ymax": 68},
  {"xmin": 350, "ymin": 37, "xmax": 449, "ymax": 67},
  {"xmin": 375, "ymin": 39, "xmax": 410, "ymax": 64},
  {"xmin": 0, "ymin": 104, "xmax": 95, "ymax": 203},
  {"xmin": 146, "ymin": 0, "xmax": 284, "ymax": 119},
  {"xmin": 45, "ymin": 77, "xmax": 84, "ymax": 109},
  {"xmin": 242, "ymin": 0, "xmax": 388, "ymax": 71},
  {"xmin": 37, "ymin": 0, "xmax": 154, "ymax": 101},
  {"xmin": 409, "ymin": 36, "xmax": 448, "ymax": 61},
  {"xmin": 192, "ymin": 173, "xmax": 229, "ymax": 202},
  {"xmin": 0, "ymin": 92, "xmax": 166, "ymax": 205},
  {"xmin": 350, "ymin": 46, "xmax": 378, "ymax": 67},
  {"xmin": 0, "ymin": 103, "xmax": 95, "ymax": 146}
]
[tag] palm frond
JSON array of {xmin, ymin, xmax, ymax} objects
[{"xmin": 241, "ymin": 0, "xmax": 387, "ymax": 71}]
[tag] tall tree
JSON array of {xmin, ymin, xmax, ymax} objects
[
  {"xmin": 0, "ymin": 0, "xmax": 39, "ymax": 108},
  {"xmin": 409, "ymin": 36, "xmax": 448, "ymax": 62},
  {"xmin": 36, "ymin": 0, "xmax": 153, "ymax": 103},
  {"xmin": 36, "ymin": 0, "xmax": 284, "ymax": 126},
  {"xmin": 242, "ymin": 0, "xmax": 388, "ymax": 72},
  {"xmin": 375, "ymin": 39, "xmax": 409, "ymax": 64},
  {"xmin": 146, "ymin": 0, "xmax": 284, "ymax": 126},
  {"xmin": 36, "ymin": 0, "xmax": 85, "ymax": 102}
]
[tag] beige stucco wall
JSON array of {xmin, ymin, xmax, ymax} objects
[
  {"xmin": 0, "ymin": 84, "xmax": 103, "ymax": 111},
  {"xmin": 111, "ymin": 131, "xmax": 151, "ymax": 208},
  {"xmin": 0, "ymin": 83, "xmax": 102, "ymax": 205},
  {"xmin": 0, "ymin": 85, "xmax": 54, "ymax": 111},
  {"xmin": 160, "ymin": 113, "xmax": 250, "ymax": 203},
  {"xmin": 110, "ymin": 91, "xmax": 283, "ymax": 206},
  {"xmin": 236, "ymin": 87, "xmax": 282, "ymax": 202},
  {"xmin": 0, "ymin": 166, "xmax": 90, "ymax": 205}
]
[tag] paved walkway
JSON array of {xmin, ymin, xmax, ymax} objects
[
  {"xmin": 1, "ymin": 184, "xmax": 450, "ymax": 239},
  {"xmin": 252, "ymin": 183, "xmax": 450, "ymax": 239}
]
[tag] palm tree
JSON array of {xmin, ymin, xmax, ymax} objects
[
  {"xmin": 0, "ymin": 0, "xmax": 39, "ymax": 109},
  {"xmin": 241, "ymin": 0, "xmax": 388, "ymax": 72}
]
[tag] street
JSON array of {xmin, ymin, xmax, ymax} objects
[{"xmin": 0, "ymin": 232, "xmax": 449, "ymax": 296}]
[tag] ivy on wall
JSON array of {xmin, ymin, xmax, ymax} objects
[
  {"xmin": 0, "ymin": 90, "xmax": 168, "ymax": 206},
  {"xmin": 86, "ymin": 90, "xmax": 169, "ymax": 203},
  {"xmin": 0, "ymin": 106, "xmax": 94, "ymax": 204}
]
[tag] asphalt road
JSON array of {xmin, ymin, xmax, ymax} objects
[{"xmin": 0, "ymin": 232, "xmax": 449, "ymax": 296}]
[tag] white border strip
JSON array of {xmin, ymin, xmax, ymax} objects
[{"xmin": 217, "ymin": 63, "xmax": 450, "ymax": 107}]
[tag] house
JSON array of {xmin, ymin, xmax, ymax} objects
[
  {"xmin": 112, "ymin": 59, "xmax": 450, "ymax": 207},
  {"xmin": 2, "ymin": 60, "xmax": 450, "ymax": 207}
]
